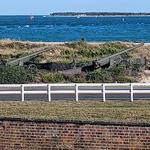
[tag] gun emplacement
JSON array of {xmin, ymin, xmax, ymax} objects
[
  {"xmin": 0, "ymin": 42, "xmax": 145, "ymax": 74},
  {"xmin": 5, "ymin": 46, "xmax": 50, "ymax": 66},
  {"xmin": 81, "ymin": 43, "xmax": 144, "ymax": 72}
]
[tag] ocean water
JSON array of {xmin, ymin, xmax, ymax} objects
[{"xmin": 0, "ymin": 16, "xmax": 150, "ymax": 42}]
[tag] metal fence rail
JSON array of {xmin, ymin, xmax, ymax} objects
[{"xmin": 0, "ymin": 83, "xmax": 150, "ymax": 101}]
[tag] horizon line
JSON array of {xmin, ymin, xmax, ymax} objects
[{"xmin": 1, "ymin": 11, "xmax": 150, "ymax": 16}]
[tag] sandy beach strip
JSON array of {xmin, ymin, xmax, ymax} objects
[
  {"xmin": 1, "ymin": 39, "xmax": 149, "ymax": 46},
  {"xmin": 17, "ymin": 41, "xmax": 148, "ymax": 45}
]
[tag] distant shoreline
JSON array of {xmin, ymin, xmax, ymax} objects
[
  {"xmin": 50, "ymin": 12, "xmax": 150, "ymax": 17},
  {"xmin": 49, "ymin": 15, "xmax": 150, "ymax": 18},
  {"xmin": 0, "ymin": 15, "xmax": 150, "ymax": 17}
]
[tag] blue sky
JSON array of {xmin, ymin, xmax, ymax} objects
[{"xmin": 0, "ymin": 0, "xmax": 150, "ymax": 15}]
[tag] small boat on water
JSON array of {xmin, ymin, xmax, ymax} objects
[{"xmin": 30, "ymin": 15, "xmax": 34, "ymax": 20}]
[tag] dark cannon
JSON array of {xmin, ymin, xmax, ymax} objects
[
  {"xmin": 5, "ymin": 46, "xmax": 50, "ymax": 66},
  {"xmin": 81, "ymin": 43, "xmax": 144, "ymax": 72},
  {"xmin": 57, "ymin": 43, "xmax": 145, "ymax": 75},
  {"xmin": 25, "ymin": 61, "xmax": 76, "ymax": 71},
  {"xmin": 81, "ymin": 61, "xmax": 99, "ymax": 72},
  {"xmin": 0, "ymin": 45, "xmax": 76, "ymax": 71}
]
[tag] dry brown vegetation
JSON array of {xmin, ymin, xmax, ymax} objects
[
  {"xmin": 0, "ymin": 40, "xmax": 150, "ymax": 83},
  {"xmin": 0, "ymin": 39, "xmax": 47, "ymax": 59},
  {"xmin": 0, "ymin": 40, "xmax": 149, "ymax": 62},
  {"xmin": 0, "ymin": 40, "xmax": 128, "ymax": 63},
  {"xmin": 130, "ymin": 44, "xmax": 150, "ymax": 59}
]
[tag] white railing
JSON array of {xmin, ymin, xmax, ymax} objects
[{"xmin": 0, "ymin": 83, "xmax": 150, "ymax": 102}]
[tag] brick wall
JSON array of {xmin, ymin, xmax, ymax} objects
[{"xmin": 0, "ymin": 118, "xmax": 150, "ymax": 149}]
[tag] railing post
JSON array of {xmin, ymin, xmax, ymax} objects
[
  {"xmin": 21, "ymin": 84, "xmax": 24, "ymax": 102},
  {"xmin": 130, "ymin": 83, "xmax": 134, "ymax": 102},
  {"xmin": 48, "ymin": 84, "xmax": 51, "ymax": 102},
  {"xmin": 75, "ymin": 84, "xmax": 79, "ymax": 102},
  {"xmin": 102, "ymin": 84, "xmax": 106, "ymax": 102}
]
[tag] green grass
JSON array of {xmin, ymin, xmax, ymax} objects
[{"xmin": 0, "ymin": 101, "xmax": 150, "ymax": 123}]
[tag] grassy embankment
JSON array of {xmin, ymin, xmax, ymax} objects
[
  {"xmin": 0, "ymin": 39, "xmax": 146, "ymax": 83},
  {"xmin": 0, "ymin": 39, "xmax": 127, "ymax": 62},
  {"xmin": 0, "ymin": 101, "xmax": 150, "ymax": 123},
  {"xmin": 0, "ymin": 40, "xmax": 150, "ymax": 123}
]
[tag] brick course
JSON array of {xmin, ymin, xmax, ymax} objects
[{"xmin": 0, "ymin": 118, "xmax": 150, "ymax": 149}]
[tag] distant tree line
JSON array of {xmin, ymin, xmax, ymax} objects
[{"xmin": 50, "ymin": 12, "xmax": 150, "ymax": 16}]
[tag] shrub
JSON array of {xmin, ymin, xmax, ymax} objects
[
  {"xmin": 42, "ymin": 73, "xmax": 65, "ymax": 83},
  {"xmin": 116, "ymin": 76, "xmax": 134, "ymax": 83},
  {"xmin": 65, "ymin": 39, "xmax": 87, "ymax": 49},
  {"xmin": 0, "ymin": 66, "xmax": 37, "ymax": 84},
  {"xmin": 77, "ymin": 48, "xmax": 95, "ymax": 58},
  {"xmin": 131, "ymin": 61, "xmax": 142, "ymax": 72},
  {"xmin": 109, "ymin": 64, "xmax": 127, "ymax": 77},
  {"xmin": 65, "ymin": 41, "xmax": 128, "ymax": 60},
  {"xmin": 86, "ymin": 69, "xmax": 113, "ymax": 83},
  {"xmin": 0, "ymin": 40, "xmax": 46, "ymax": 50},
  {"xmin": 65, "ymin": 73, "xmax": 87, "ymax": 83},
  {"xmin": 96, "ymin": 42, "xmax": 127, "ymax": 56}
]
